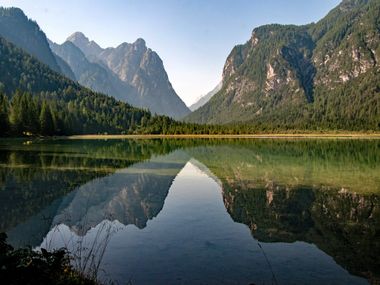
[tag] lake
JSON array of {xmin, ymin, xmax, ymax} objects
[{"xmin": 0, "ymin": 138, "xmax": 379, "ymax": 284}]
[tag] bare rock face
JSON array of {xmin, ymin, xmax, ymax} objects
[
  {"xmin": 66, "ymin": 32, "xmax": 103, "ymax": 58},
  {"xmin": 67, "ymin": 34, "xmax": 190, "ymax": 119}
]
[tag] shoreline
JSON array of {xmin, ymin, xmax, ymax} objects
[{"xmin": 63, "ymin": 133, "xmax": 380, "ymax": 140}]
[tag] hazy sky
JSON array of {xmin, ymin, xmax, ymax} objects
[{"xmin": 0, "ymin": 0, "xmax": 340, "ymax": 106}]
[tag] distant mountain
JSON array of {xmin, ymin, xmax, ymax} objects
[
  {"xmin": 49, "ymin": 39, "xmax": 137, "ymax": 104},
  {"xmin": 66, "ymin": 32, "xmax": 190, "ymax": 119},
  {"xmin": 0, "ymin": 7, "xmax": 66, "ymax": 75},
  {"xmin": 186, "ymin": 0, "xmax": 380, "ymax": 130},
  {"xmin": 189, "ymin": 82, "xmax": 222, "ymax": 111}
]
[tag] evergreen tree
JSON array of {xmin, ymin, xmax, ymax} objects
[
  {"xmin": 0, "ymin": 93, "xmax": 10, "ymax": 136},
  {"xmin": 9, "ymin": 91, "xmax": 26, "ymax": 135},
  {"xmin": 39, "ymin": 101, "xmax": 54, "ymax": 136},
  {"xmin": 22, "ymin": 92, "xmax": 39, "ymax": 134}
]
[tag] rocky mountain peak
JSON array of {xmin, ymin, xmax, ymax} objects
[
  {"xmin": 133, "ymin": 38, "xmax": 146, "ymax": 49},
  {"xmin": 67, "ymin": 31, "xmax": 103, "ymax": 58},
  {"xmin": 67, "ymin": 31, "xmax": 88, "ymax": 43}
]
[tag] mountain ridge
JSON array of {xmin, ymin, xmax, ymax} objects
[
  {"xmin": 0, "ymin": 7, "xmax": 64, "ymax": 75},
  {"xmin": 48, "ymin": 39, "xmax": 138, "ymax": 105},
  {"xmin": 66, "ymin": 32, "xmax": 190, "ymax": 118}
]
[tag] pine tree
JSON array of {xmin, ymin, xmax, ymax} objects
[
  {"xmin": 0, "ymin": 93, "xmax": 10, "ymax": 136},
  {"xmin": 22, "ymin": 93, "xmax": 39, "ymax": 135},
  {"xmin": 39, "ymin": 100, "xmax": 54, "ymax": 136},
  {"xmin": 9, "ymin": 91, "xmax": 26, "ymax": 135}
]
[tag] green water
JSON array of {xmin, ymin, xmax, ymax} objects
[{"xmin": 0, "ymin": 139, "xmax": 379, "ymax": 284}]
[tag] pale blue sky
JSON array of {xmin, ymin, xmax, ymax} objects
[{"xmin": 0, "ymin": 0, "xmax": 340, "ymax": 105}]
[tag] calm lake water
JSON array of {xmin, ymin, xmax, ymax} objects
[{"xmin": 0, "ymin": 139, "xmax": 379, "ymax": 284}]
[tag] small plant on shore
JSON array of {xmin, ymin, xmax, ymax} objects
[{"xmin": 0, "ymin": 232, "xmax": 97, "ymax": 285}]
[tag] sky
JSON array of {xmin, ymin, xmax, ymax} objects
[{"xmin": 0, "ymin": 0, "xmax": 341, "ymax": 106}]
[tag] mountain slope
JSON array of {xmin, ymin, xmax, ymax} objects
[
  {"xmin": 189, "ymin": 82, "xmax": 222, "ymax": 111},
  {"xmin": 0, "ymin": 35, "xmax": 152, "ymax": 135},
  {"xmin": 187, "ymin": 0, "xmax": 380, "ymax": 130},
  {"xmin": 0, "ymin": 7, "xmax": 62, "ymax": 74},
  {"xmin": 53, "ymin": 53, "xmax": 76, "ymax": 81},
  {"xmin": 67, "ymin": 32, "xmax": 190, "ymax": 119}
]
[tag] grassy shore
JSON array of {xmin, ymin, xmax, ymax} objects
[{"xmin": 65, "ymin": 133, "xmax": 380, "ymax": 140}]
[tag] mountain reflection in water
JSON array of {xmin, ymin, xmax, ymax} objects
[{"xmin": 0, "ymin": 139, "xmax": 379, "ymax": 284}]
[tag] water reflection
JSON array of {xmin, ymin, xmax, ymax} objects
[
  {"xmin": 52, "ymin": 150, "xmax": 189, "ymax": 234},
  {"xmin": 0, "ymin": 139, "xmax": 379, "ymax": 284}
]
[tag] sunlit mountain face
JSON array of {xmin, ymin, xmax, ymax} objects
[{"xmin": 1, "ymin": 139, "xmax": 379, "ymax": 284}]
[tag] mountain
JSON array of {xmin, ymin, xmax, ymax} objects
[
  {"xmin": 66, "ymin": 32, "xmax": 190, "ymax": 119},
  {"xmin": 186, "ymin": 0, "xmax": 380, "ymax": 130},
  {"xmin": 0, "ymin": 7, "xmax": 68, "ymax": 76},
  {"xmin": 189, "ymin": 82, "xmax": 222, "ymax": 111},
  {"xmin": 0, "ymin": 35, "xmax": 152, "ymax": 136},
  {"xmin": 49, "ymin": 39, "xmax": 137, "ymax": 104},
  {"xmin": 0, "ymin": 7, "xmax": 189, "ymax": 119}
]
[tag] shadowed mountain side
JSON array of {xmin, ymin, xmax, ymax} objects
[
  {"xmin": 52, "ymin": 150, "xmax": 191, "ymax": 235},
  {"xmin": 0, "ymin": 165, "xmax": 101, "ymax": 237},
  {"xmin": 0, "ymin": 7, "xmax": 62, "ymax": 73},
  {"xmin": 5, "ymin": 192, "xmax": 76, "ymax": 248}
]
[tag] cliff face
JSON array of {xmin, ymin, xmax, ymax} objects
[
  {"xmin": 66, "ymin": 33, "xmax": 190, "ymax": 119},
  {"xmin": 187, "ymin": 0, "xmax": 380, "ymax": 130}
]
